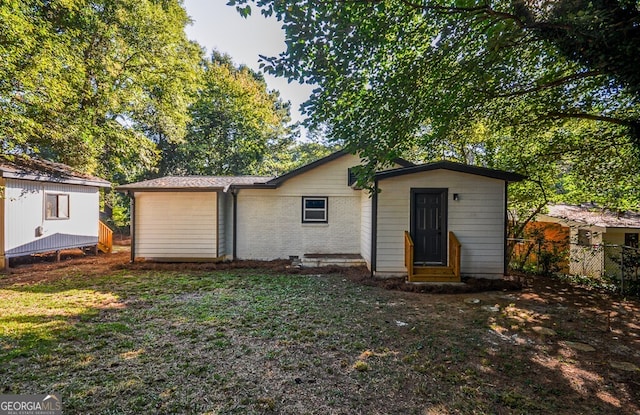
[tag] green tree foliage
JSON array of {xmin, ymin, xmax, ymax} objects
[
  {"xmin": 157, "ymin": 52, "xmax": 293, "ymax": 176},
  {"xmin": 0, "ymin": 0, "xmax": 202, "ymax": 182},
  {"xmin": 228, "ymin": 0, "xmax": 640, "ymax": 216}
]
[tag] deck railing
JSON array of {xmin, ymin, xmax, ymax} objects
[
  {"xmin": 404, "ymin": 231, "xmax": 414, "ymax": 277},
  {"xmin": 98, "ymin": 221, "xmax": 113, "ymax": 253},
  {"xmin": 448, "ymin": 231, "xmax": 461, "ymax": 278},
  {"xmin": 405, "ymin": 231, "xmax": 461, "ymax": 281}
]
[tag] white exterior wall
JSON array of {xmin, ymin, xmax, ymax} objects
[
  {"xmin": 135, "ymin": 192, "xmax": 218, "ymax": 259},
  {"xmin": 360, "ymin": 191, "xmax": 373, "ymax": 267},
  {"xmin": 3, "ymin": 178, "xmax": 100, "ymax": 257},
  {"xmin": 224, "ymin": 192, "xmax": 234, "ymax": 259},
  {"xmin": 376, "ymin": 170, "xmax": 506, "ymax": 278},
  {"xmin": 217, "ymin": 192, "xmax": 226, "ymax": 258},
  {"xmin": 236, "ymin": 154, "xmax": 362, "ymax": 260},
  {"xmin": 603, "ymin": 228, "xmax": 640, "ymax": 246}
]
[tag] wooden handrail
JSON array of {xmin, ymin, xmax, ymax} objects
[
  {"xmin": 98, "ymin": 221, "xmax": 113, "ymax": 253},
  {"xmin": 449, "ymin": 231, "xmax": 461, "ymax": 278},
  {"xmin": 404, "ymin": 231, "xmax": 414, "ymax": 278},
  {"xmin": 405, "ymin": 230, "xmax": 461, "ymax": 281}
]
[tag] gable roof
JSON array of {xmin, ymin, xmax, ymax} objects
[
  {"xmin": 374, "ymin": 161, "xmax": 526, "ymax": 182},
  {"xmin": 0, "ymin": 155, "xmax": 111, "ymax": 188},
  {"xmin": 232, "ymin": 150, "xmax": 415, "ymax": 189},
  {"xmin": 116, "ymin": 175, "xmax": 273, "ymax": 192},
  {"xmin": 543, "ymin": 204, "xmax": 640, "ymax": 229}
]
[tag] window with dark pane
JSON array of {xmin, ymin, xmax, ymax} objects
[
  {"xmin": 625, "ymin": 233, "xmax": 639, "ymax": 248},
  {"xmin": 302, "ymin": 197, "xmax": 328, "ymax": 223}
]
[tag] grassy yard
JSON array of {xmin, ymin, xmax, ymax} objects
[{"xmin": 1, "ymin": 256, "xmax": 639, "ymax": 414}]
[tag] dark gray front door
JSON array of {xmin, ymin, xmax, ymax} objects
[{"xmin": 411, "ymin": 189, "xmax": 447, "ymax": 264}]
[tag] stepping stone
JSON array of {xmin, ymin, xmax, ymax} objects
[
  {"xmin": 482, "ymin": 305, "xmax": 500, "ymax": 312},
  {"xmin": 464, "ymin": 298, "xmax": 480, "ymax": 304},
  {"xmin": 563, "ymin": 341, "xmax": 595, "ymax": 352},
  {"xmin": 531, "ymin": 326, "xmax": 557, "ymax": 336},
  {"xmin": 610, "ymin": 361, "xmax": 639, "ymax": 372}
]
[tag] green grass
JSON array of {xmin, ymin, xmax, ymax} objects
[{"xmin": 1, "ymin": 269, "xmax": 638, "ymax": 414}]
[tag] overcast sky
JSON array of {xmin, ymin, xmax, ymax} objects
[{"xmin": 183, "ymin": 0, "xmax": 315, "ymax": 126}]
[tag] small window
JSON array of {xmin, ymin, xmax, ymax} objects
[
  {"xmin": 302, "ymin": 197, "xmax": 328, "ymax": 223},
  {"xmin": 45, "ymin": 194, "xmax": 70, "ymax": 219},
  {"xmin": 625, "ymin": 233, "xmax": 639, "ymax": 248},
  {"xmin": 577, "ymin": 229, "xmax": 591, "ymax": 246},
  {"xmin": 347, "ymin": 167, "xmax": 357, "ymax": 187}
]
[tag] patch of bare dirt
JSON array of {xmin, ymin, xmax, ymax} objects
[{"xmin": 2, "ymin": 247, "xmax": 639, "ymax": 413}]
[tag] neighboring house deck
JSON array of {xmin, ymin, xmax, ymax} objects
[
  {"xmin": 118, "ymin": 151, "xmax": 524, "ymax": 281},
  {"xmin": 1, "ymin": 155, "xmax": 112, "ymax": 268}
]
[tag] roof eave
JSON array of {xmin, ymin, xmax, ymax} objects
[
  {"xmin": 375, "ymin": 162, "xmax": 526, "ymax": 182},
  {"xmin": 115, "ymin": 186, "xmax": 226, "ymax": 192},
  {"xmin": 1, "ymin": 171, "xmax": 111, "ymax": 188}
]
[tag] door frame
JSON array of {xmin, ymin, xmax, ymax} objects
[{"xmin": 410, "ymin": 188, "xmax": 448, "ymax": 265}]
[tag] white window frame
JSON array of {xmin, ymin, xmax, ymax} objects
[
  {"xmin": 45, "ymin": 193, "xmax": 70, "ymax": 220},
  {"xmin": 302, "ymin": 196, "xmax": 328, "ymax": 223}
]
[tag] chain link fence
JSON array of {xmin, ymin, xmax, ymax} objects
[{"xmin": 509, "ymin": 238, "xmax": 640, "ymax": 296}]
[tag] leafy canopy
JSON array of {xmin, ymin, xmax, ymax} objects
[
  {"xmin": 157, "ymin": 52, "xmax": 294, "ymax": 177},
  {"xmin": 228, "ymin": 0, "xmax": 640, "ymax": 213},
  {"xmin": 1, "ymin": 0, "xmax": 202, "ymax": 183}
]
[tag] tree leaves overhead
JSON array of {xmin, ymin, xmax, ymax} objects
[
  {"xmin": 157, "ymin": 52, "xmax": 294, "ymax": 177},
  {"xmin": 0, "ymin": 0, "xmax": 202, "ymax": 182},
  {"xmin": 230, "ymin": 0, "xmax": 640, "ymax": 212}
]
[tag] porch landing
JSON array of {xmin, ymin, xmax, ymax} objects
[
  {"xmin": 302, "ymin": 254, "xmax": 366, "ymax": 268},
  {"xmin": 410, "ymin": 266, "xmax": 461, "ymax": 283}
]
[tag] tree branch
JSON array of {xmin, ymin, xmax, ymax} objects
[
  {"xmin": 489, "ymin": 70, "xmax": 604, "ymax": 98},
  {"xmin": 544, "ymin": 111, "xmax": 640, "ymax": 129}
]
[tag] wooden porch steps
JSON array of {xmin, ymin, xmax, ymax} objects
[
  {"xmin": 404, "ymin": 231, "xmax": 461, "ymax": 283},
  {"xmin": 98, "ymin": 221, "xmax": 113, "ymax": 254},
  {"xmin": 410, "ymin": 266, "xmax": 460, "ymax": 283}
]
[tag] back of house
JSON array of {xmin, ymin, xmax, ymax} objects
[{"xmin": 118, "ymin": 151, "xmax": 524, "ymax": 281}]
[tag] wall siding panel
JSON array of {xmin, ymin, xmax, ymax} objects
[
  {"xmin": 135, "ymin": 192, "xmax": 217, "ymax": 259},
  {"xmin": 360, "ymin": 191, "xmax": 372, "ymax": 267}
]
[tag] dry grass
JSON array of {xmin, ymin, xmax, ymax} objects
[{"xmin": 1, "ymin": 251, "xmax": 639, "ymax": 414}]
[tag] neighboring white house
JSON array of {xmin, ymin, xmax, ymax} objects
[
  {"xmin": 0, "ymin": 156, "xmax": 111, "ymax": 268},
  {"xmin": 117, "ymin": 151, "xmax": 524, "ymax": 280},
  {"xmin": 537, "ymin": 204, "xmax": 640, "ymax": 277}
]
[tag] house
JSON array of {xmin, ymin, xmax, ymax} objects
[
  {"xmin": 117, "ymin": 151, "xmax": 525, "ymax": 281},
  {"xmin": 537, "ymin": 204, "xmax": 640, "ymax": 277},
  {"xmin": 0, "ymin": 155, "xmax": 112, "ymax": 268}
]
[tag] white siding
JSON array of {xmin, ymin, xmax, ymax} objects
[
  {"xmin": 236, "ymin": 154, "xmax": 362, "ymax": 260},
  {"xmin": 360, "ymin": 190, "xmax": 373, "ymax": 267},
  {"xmin": 603, "ymin": 228, "xmax": 640, "ymax": 246},
  {"xmin": 135, "ymin": 192, "xmax": 218, "ymax": 259},
  {"xmin": 4, "ymin": 178, "xmax": 100, "ymax": 257},
  {"xmin": 224, "ymin": 192, "xmax": 234, "ymax": 259},
  {"xmin": 376, "ymin": 170, "xmax": 506, "ymax": 278},
  {"xmin": 217, "ymin": 192, "xmax": 226, "ymax": 257}
]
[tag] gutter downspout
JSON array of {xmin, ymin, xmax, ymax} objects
[
  {"xmin": 129, "ymin": 191, "xmax": 135, "ymax": 263},
  {"xmin": 371, "ymin": 180, "xmax": 379, "ymax": 277}
]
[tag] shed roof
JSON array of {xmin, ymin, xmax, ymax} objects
[
  {"xmin": 0, "ymin": 155, "xmax": 111, "ymax": 188},
  {"xmin": 374, "ymin": 160, "xmax": 526, "ymax": 182},
  {"xmin": 116, "ymin": 175, "xmax": 273, "ymax": 192},
  {"xmin": 545, "ymin": 204, "xmax": 640, "ymax": 229}
]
